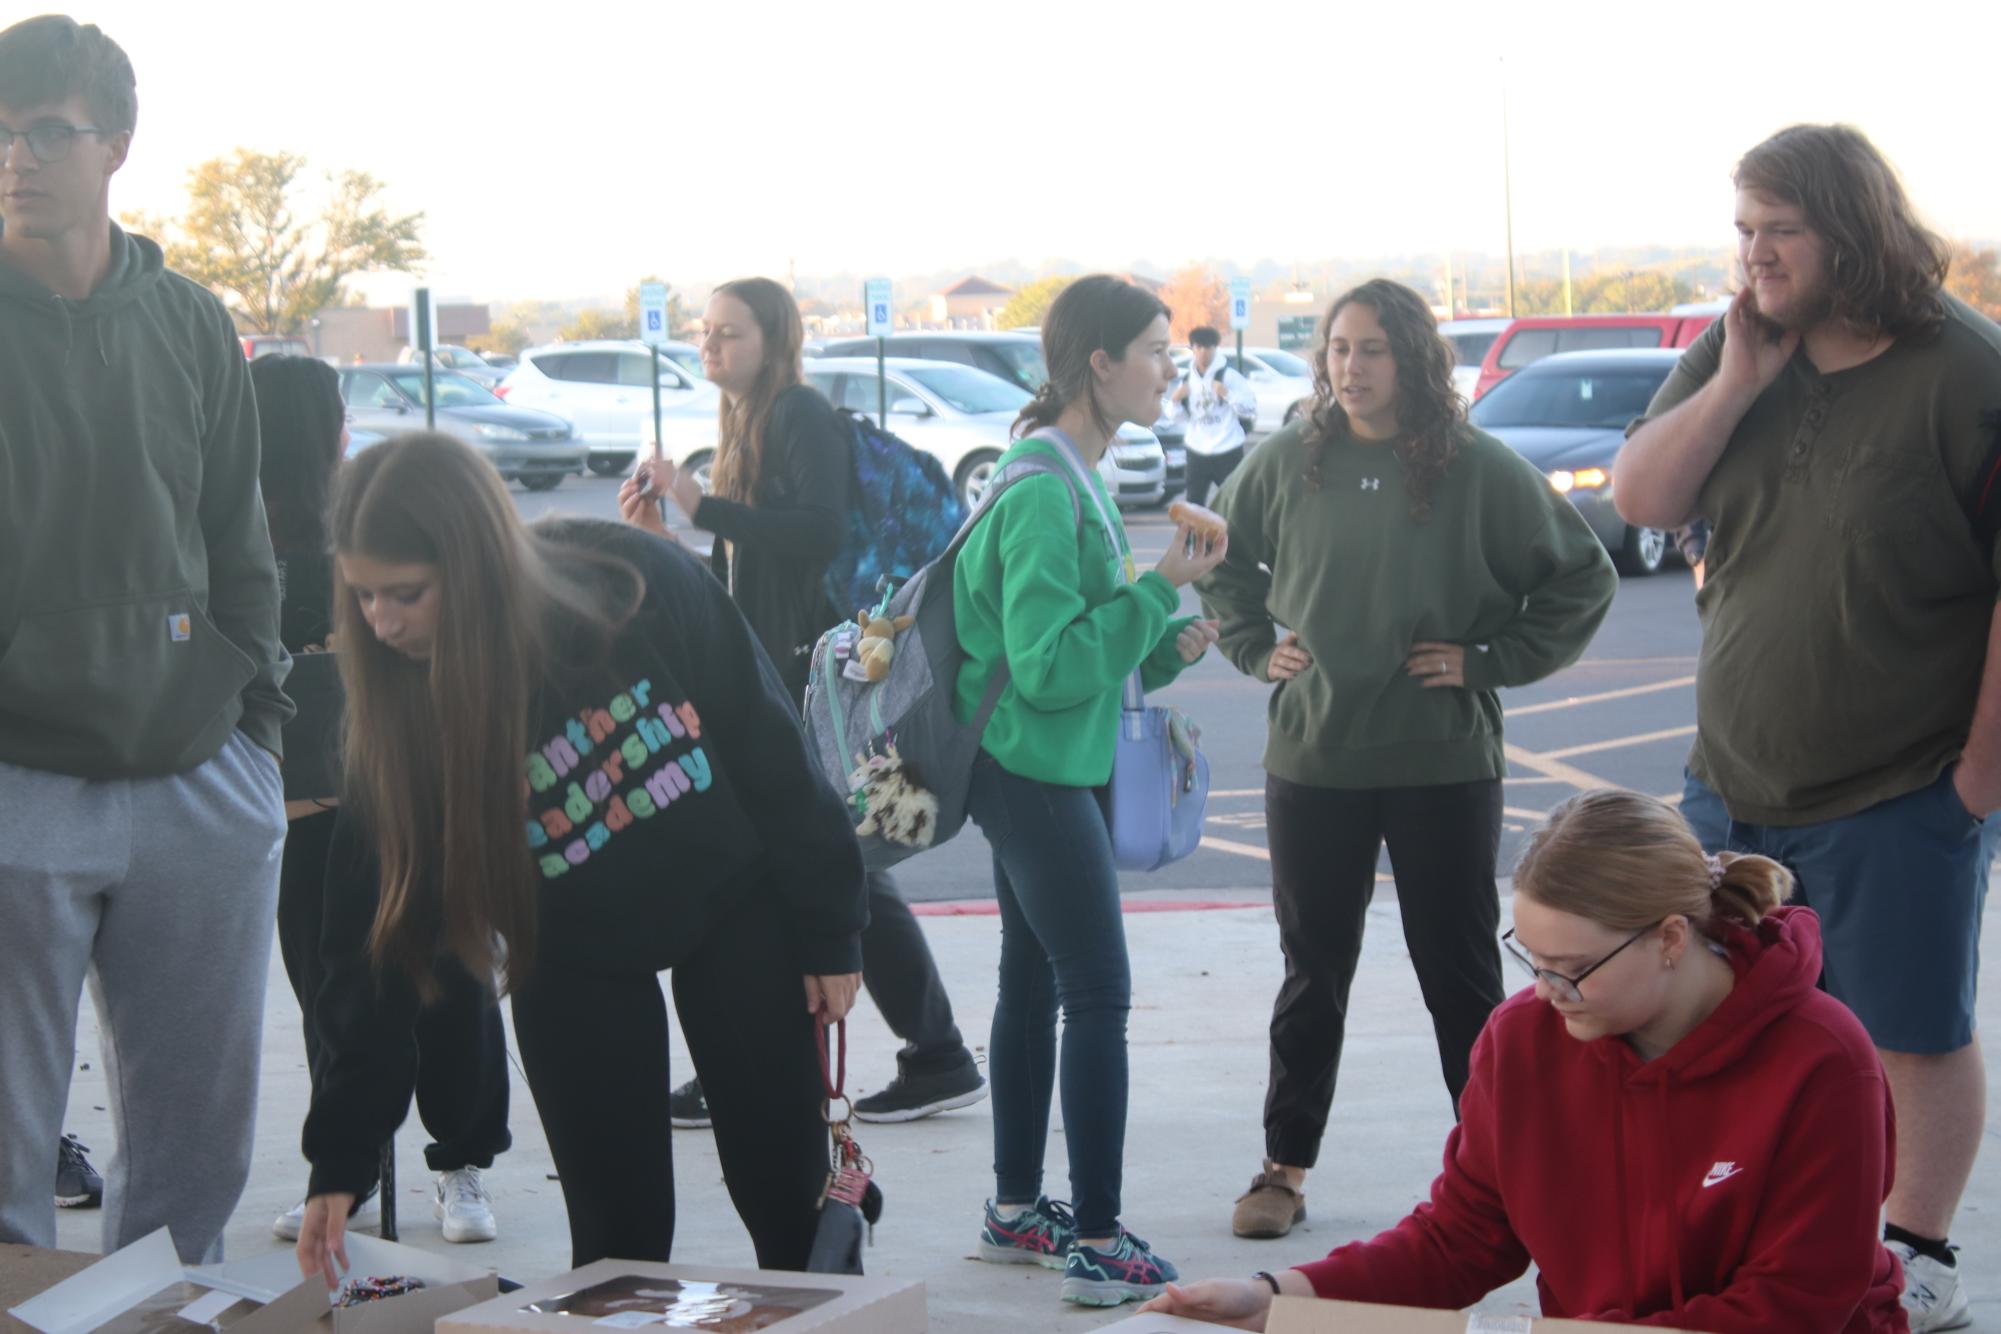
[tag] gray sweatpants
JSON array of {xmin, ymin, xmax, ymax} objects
[{"xmin": 0, "ymin": 731, "xmax": 285, "ymax": 1263}]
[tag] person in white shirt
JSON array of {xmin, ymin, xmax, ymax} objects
[{"xmin": 1168, "ymin": 326, "xmax": 1257, "ymax": 506}]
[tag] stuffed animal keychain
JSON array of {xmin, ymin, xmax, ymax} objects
[{"xmin": 843, "ymin": 611, "xmax": 914, "ymax": 684}]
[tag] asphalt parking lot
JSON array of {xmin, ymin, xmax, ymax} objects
[{"xmin": 517, "ymin": 473, "xmax": 1705, "ymax": 902}]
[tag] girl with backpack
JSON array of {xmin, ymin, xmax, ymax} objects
[
  {"xmin": 1195, "ymin": 279, "xmax": 1618, "ymax": 1243},
  {"xmin": 952, "ymin": 275, "xmax": 1227, "ymax": 1307},
  {"xmin": 292, "ymin": 433, "xmax": 867, "ymax": 1279},
  {"xmin": 620, "ymin": 278, "xmax": 985, "ymax": 1126},
  {"xmin": 1140, "ymin": 791, "xmax": 1906, "ymax": 1333}
]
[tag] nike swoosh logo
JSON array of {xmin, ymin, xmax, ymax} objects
[{"xmin": 1702, "ymin": 1168, "xmax": 1744, "ymax": 1188}]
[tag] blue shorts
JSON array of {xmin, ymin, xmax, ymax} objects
[{"xmin": 1680, "ymin": 767, "xmax": 1992, "ymax": 1054}]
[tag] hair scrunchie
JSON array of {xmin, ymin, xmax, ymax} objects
[{"xmin": 1705, "ymin": 853, "xmax": 1727, "ymax": 891}]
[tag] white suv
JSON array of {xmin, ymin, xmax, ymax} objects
[{"xmin": 498, "ymin": 340, "xmax": 718, "ymax": 474}]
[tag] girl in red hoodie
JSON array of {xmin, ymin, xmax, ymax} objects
[{"xmin": 1141, "ymin": 789, "xmax": 1907, "ymax": 1332}]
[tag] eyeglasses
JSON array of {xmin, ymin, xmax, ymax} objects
[
  {"xmin": 1501, "ymin": 922, "xmax": 1659, "ymax": 1004},
  {"xmin": 0, "ymin": 121, "xmax": 111, "ymax": 166}
]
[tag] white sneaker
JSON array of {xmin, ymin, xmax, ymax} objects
[
  {"xmin": 272, "ymin": 1190, "xmax": 379, "ymax": 1242},
  {"xmin": 433, "ymin": 1167, "xmax": 497, "ymax": 1243},
  {"xmin": 1890, "ymin": 1242, "xmax": 1970, "ymax": 1332}
]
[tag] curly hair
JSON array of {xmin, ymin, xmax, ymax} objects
[
  {"xmin": 1733, "ymin": 124, "xmax": 1948, "ymax": 341},
  {"xmin": 1303, "ymin": 279, "xmax": 1463, "ymax": 521}
]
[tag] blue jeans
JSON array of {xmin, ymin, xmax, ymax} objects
[
  {"xmin": 967, "ymin": 753, "xmax": 1131, "ymax": 1237},
  {"xmin": 1681, "ymin": 766, "xmax": 1993, "ymax": 1054}
]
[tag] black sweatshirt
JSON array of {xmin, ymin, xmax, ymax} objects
[
  {"xmin": 694, "ymin": 384, "xmax": 849, "ymax": 700},
  {"xmin": 302, "ymin": 519, "xmax": 867, "ymax": 1196}
]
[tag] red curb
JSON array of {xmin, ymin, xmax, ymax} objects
[{"xmin": 911, "ymin": 898, "xmax": 1271, "ymax": 916}]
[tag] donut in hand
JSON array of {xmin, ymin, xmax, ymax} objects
[{"xmin": 1168, "ymin": 499, "xmax": 1228, "ymax": 542}]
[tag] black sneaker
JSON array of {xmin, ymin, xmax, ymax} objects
[
  {"xmin": 56, "ymin": 1134, "xmax": 102, "ymax": 1208},
  {"xmin": 669, "ymin": 1078, "xmax": 711, "ymax": 1129},
  {"xmin": 855, "ymin": 1060, "xmax": 987, "ymax": 1123}
]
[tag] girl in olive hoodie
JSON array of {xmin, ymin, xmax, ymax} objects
[
  {"xmin": 1144, "ymin": 790, "xmax": 1906, "ymax": 1333},
  {"xmin": 1197, "ymin": 280, "xmax": 1618, "ymax": 1242},
  {"xmin": 952, "ymin": 276, "xmax": 1227, "ymax": 1308}
]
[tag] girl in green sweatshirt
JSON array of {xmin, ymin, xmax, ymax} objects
[
  {"xmin": 952, "ymin": 276, "xmax": 1226, "ymax": 1307},
  {"xmin": 1197, "ymin": 279, "xmax": 1617, "ymax": 1242}
]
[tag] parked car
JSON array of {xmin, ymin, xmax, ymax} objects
[
  {"xmin": 1472, "ymin": 312, "xmax": 1717, "ymax": 401},
  {"xmin": 818, "ymin": 331, "xmax": 1176, "ymax": 502},
  {"xmin": 496, "ymin": 339, "xmax": 718, "ymax": 474},
  {"xmin": 802, "ymin": 357, "xmax": 1167, "ymax": 510},
  {"xmin": 240, "ymin": 333, "xmax": 311, "ymax": 361},
  {"xmin": 1467, "ymin": 347, "xmax": 1684, "ymax": 575},
  {"xmin": 399, "ymin": 343, "xmax": 507, "ymax": 389},
  {"xmin": 338, "ymin": 363, "xmax": 587, "ymax": 491},
  {"xmin": 653, "ymin": 339, "xmax": 706, "ymax": 381},
  {"xmin": 1436, "ymin": 317, "xmax": 1511, "ymax": 402},
  {"xmin": 480, "ymin": 351, "xmax": 518, "ymax": 373}
]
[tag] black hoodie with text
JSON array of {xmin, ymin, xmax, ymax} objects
[
  {"xmin": 0, "ymin": 222, "xmax": 290, "ymax": 777},
  {"xmin": 302, "ymin": 519, "xmax": 869, "ymax": 1196}
]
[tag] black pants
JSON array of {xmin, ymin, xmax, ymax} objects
[
  {"xmin": 509, "ymin": 891, "xmax": 829, "ymax": 1269},
  {"xmin": 278, "ymin": 809, "xmax": 511, "ymax": 1174},
  {"xmin": 1262, "ymin": 775, "xmax": 1506, "ymax": 1168},
  {"xmin": 1183, "ymin": 445, "xmax": 1245, "ymax": 509},
  {"xmin": 861, "ymin": 871, "xmax": 970, "ymax": 1073}
]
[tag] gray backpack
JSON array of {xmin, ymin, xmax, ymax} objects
[{"xmin": 804, "ymin": 455, "xmax": 1080, "ymax": 870}]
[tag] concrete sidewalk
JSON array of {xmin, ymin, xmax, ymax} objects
[{"xmin": 57, "ymin": 886, "xmax": 2000, "ymax": 1332}]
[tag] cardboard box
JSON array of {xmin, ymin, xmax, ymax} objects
[
  {"xmin": 1095, "ymin": 1314, "xmax": 1241, "ymax": 1331},
  {"xmin": 1266, "ymin": 1296, "xmax": 1699, "ymax": 1333},
  {"xmin": 0, "ymin": 1249, "xmax": 98, "ymax": 1322},
  {"xmin": 205, "ymin": 1235, "xmax": 498, "ymax": 1334},
  {"xmin": 6, "ymin": 1231, "xmax": 497, "ymax": 1334},
  {"xmin": 438, "ymin": 1260, "xmax": 924, "ymax": 1334},
  {"xmin": 5, "ymin": 1230, "xmax": 323, "ymax": 1334}
]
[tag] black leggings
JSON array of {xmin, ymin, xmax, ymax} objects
[
  {"xmin": 509, "ymin": 890, "xmax": 830, "ymax": 1269},
  {"xmin": 278, "ymin": 809, "xmax": 511, "ymax": 1175},
  {"xmin": 1261, "ymin": 775, "xmax": 1506, "ymax": 1168}
]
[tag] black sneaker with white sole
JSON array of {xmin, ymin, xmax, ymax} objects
[
  {"xmin": 669, "ymin": 1078, "xmax": 711, "ymax": 1129},
  {"xmin": 55, "ymin": 1134, "xmax": 102, "ymax": 1208},
  {"xmin": 854, "ymin": 1061, "xmax": 987, "ymax": 1123}
]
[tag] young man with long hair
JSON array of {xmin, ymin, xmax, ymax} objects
[
  {"xmin": 0, "ymin": 15, "xmax": 290, "ymax": 1263},
  {"xmin": 1615, "ymin": 123, "xmax": 2001, "ymax": 1331},
  {"xmin": 1198, "ymin": 279, "xmax": 1616, "ymax": 1243}
]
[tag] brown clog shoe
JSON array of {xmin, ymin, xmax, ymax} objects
[{"xmin": 1231, "ymin": 1171, "xmax": 1306, "ymax": 1239}]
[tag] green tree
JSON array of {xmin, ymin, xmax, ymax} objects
[
  {"xmin": 138, "ymin": 149, "xmax": 424, "ymax": 334},
  {"xmin": 558, "ymin": 308, "xmax": 630, "ymax": 341},
  {"xmin": 997, "ymin": 275, "xmax": 1070, "ymax": 330}
]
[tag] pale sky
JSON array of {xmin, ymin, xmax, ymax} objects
[{"xmin": 63, "ymin": 0, "xmax": 2001, "ymax": 304}]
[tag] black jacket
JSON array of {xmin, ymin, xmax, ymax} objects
[
  {"xmin": 695, "ymin": 384, "xmax": 849, "ymax": 701},
  {"xmin": 301, "ymin": 520, "xmax": 868, "ymax": 1196}
]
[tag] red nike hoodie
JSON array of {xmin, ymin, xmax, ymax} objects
[{"xmin": 1295, "ymin": 906, "xmax": 1906, "ymax": 1332}]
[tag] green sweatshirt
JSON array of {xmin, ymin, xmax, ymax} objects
[
  {"xmin": 952, "ymin": 436, "xmax": 1197, "ymax": 786},
  {"xmin": 0, "ymin": 223, "xmax": 291, "ymax": 778},
  {"xmin": 1199, "ymin": 419, "xmax": 1616, "ymax": 789}
]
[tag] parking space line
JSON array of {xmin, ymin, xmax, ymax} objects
[
  {"xmin": 1541, "ymin": 724, "xmax": 1697, "ymax": 761},
  {"xmin": 1201, "ymin": 835, "xmax": 1270, "ymax": 861},
  {"xmin": 1505, "ymin": 674, "xmax": 1696, "ymax": 718},
  {"xmin": 1504, "ymin": 743, "xmax": 1619, "ymax": 793},
  {"xmin": 1503, "ymin": 806, "xmax": 1549, "ymax": 821}
]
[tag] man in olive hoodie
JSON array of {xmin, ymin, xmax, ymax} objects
[{"xmin": 0, "ymin": 16, "xmax": 289, "ymax": 1264}]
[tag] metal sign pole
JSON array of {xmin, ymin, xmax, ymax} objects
[
  {"xmin": 877, "ymin": 337, "xmax": 887, "ymax": 423},
  {"xmin": 416, "ymin": 287, "xmax": 436, "ymax": 431}
]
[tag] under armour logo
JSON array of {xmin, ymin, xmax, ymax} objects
[
  {"xmin": 1359, "ymin": 478, "xmax": 1381, "ymax": 491},
  {"xmin": 1701, "ymin": 1161, "xmax": 1743, "ymax": 1189}
]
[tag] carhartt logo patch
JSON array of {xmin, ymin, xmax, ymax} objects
[
  {"xmin": 1701, "ymin": 1161, "xmax": 1743, "ymax": 1189},
  {"xmin": 1359, "ymin": 477, "xmax": 1381, "ymax": 491},
  {"xmin": 167, "ymin": 613, "xmax": 192, "ymax": 642}
]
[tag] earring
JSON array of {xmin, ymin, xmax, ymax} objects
[{"xmin": 1663, "ymin": 954, "xmax": 1675, "ymax": 970}]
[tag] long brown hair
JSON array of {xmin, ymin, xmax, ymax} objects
[
  {"xmin": 1304, "ymin": 278, "xmax": 1462, "ymax": 522},
  {"xmin": 707, "ymin": 277, "xmax": 805, "ymax": 503},
  {"xmin": 329, "ymin": 433, "xmax": 643, "ymax": 997},
  {"xmin": 1514, "ymin": 790, "xmax": 1788, "ymax": 937},
  {"xmin": 1012, "ymin": 274, "xmax": 1170, "ymax": 441},
  {"xmin": 1733, "ymin": 124, "xmax": 1949, "ymax": 340}
]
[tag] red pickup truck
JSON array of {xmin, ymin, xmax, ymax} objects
[{"xmin": 1472, "ymin": 312, "xmax": 1719, "ymax": 400}]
